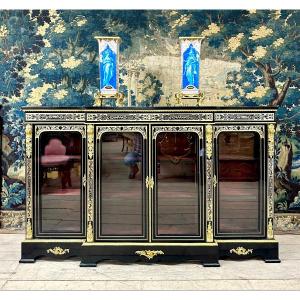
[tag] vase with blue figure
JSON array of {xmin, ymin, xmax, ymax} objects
[
  {"xmin": 180, "ymin": 37, "xmax": 202, "ymax": 96},
  {"xmin": 96, "ymin": 37, "xmax": 120, "ymax": 96}
]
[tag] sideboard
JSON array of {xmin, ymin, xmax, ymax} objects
[{"xmin": 20, "ymin": 106, "xmax": 280, "ymax": 266}]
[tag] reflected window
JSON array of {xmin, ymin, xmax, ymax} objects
[
  {"xmin": 38, "ymin": 131, "xmax": 82, "ymax": 234},
  {"xmin": 217, "ymin": 131, "xmax": 262, "ymax": 235}
]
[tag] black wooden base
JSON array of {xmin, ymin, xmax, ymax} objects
[
  {"xmin": 20, "ymin": 240, "xmax": 280, "ymax": 267},
  {"xmin": 217, "ymin": 240, "xmax": 280, "ymax": 262}
]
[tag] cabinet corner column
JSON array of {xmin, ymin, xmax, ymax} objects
[
  {"xmin": 87, "ymin": 124, "xmax": 95, "ymax": 243},
  {"xmin": 205, "ymin": 124, "xmax": 214, "ymax": 243},
  {"xmin": 25, "ymin": 123, "xmax": 33, "ymax": 239},
  {"xmin": 267, "ymin": 123, "xmax": 275, "ymax": 239}
]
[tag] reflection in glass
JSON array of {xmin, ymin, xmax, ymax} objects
[
  {"xmin": 39, "ymin": 132, "xmax": 82, "ymax": 234},
  {"xmin": 155, "ymin": 132, "xmax": 200, "ymax": 237},
  {"xmin": 217, "ymin": 131, "xmax": 261, "ymax": 234},
  {"xmin": 100, "ymin": 132, "xmax": 144, "ymax": 236}
]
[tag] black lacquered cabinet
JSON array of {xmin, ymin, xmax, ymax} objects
[{"xmin": 20, "ymin": 107, "xmax": 280, "ymax": 266}]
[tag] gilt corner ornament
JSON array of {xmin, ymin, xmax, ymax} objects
[
  {"xmin": 47, "ymin": 247, "xmax": 70, "ymax": 256},
  {"xmin": 267, "ymin": 218, "xmax": 274, "ymax": 239},
  {"xmin": 135, "ymin": 250, "xmax": 164, "ymax": 260},
  {"xmin": 87, "ymin": 221, "xmax": 94, "ymax": 243},
  {"xmin": 206, "ymin": 221, "xmax": 213, "ymax": 243},
  {"xmin": 230, "ymin": 247, "xmax": 253, "ymax": 256},
  {"xmin": 26, "ymin": 219, "xmax": 33, "ymax": 240}
]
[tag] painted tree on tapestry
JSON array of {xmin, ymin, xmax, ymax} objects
[{"xmin": 196, "ymin": 10, "xmax": 300, "ymax": 212}]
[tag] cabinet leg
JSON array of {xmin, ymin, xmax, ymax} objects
[
  {"xmin": 202, "ymin": 260, "xmax": 220, "ymax": 267},
  {"xmin": 80, "ymin": 257, "xmax": 98, "ymax": 267},
  {"xmin": 19, "ymin": 258, "xmax": 36, "ymax": 263},
  {"xmin": 264, "ymin": 258, "xmax": 281, "ymax": 263}
]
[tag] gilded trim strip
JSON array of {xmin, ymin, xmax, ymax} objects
[
  {"xmin": 87, "ymin": 125, "xmax": 94, "ymax": 242},
  {"xmin": 267, "ymin": 124, "xmax": 276, "ymax": 239},
  {"xmin": 215, "ymin": 112, "xmax": 274, "ymax": 122},
  {"xmin": 35, "ymin": 124, "xmax": 86, "ymax": 138},
  {"xmin": 205, "ymin": 125, "xmax": 214, "ymax": 242},
  {"xmin": 25, "ymin": 124, "xmax": 33, "ymax": 239}
]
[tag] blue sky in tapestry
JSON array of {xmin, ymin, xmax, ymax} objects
[{"xmin": 0, "ymin": 10, "xmax": 299, "ymax": 212}]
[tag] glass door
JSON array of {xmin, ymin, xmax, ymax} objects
[
  {"xmin": 151, "ymin": 125, "xmax": 204, "ymax": 241},
  {"xmin": 35, "ymin": 126, "xmax": 86, "ymax": 238},
  {"xmin": 214, "ymin": 126, "xmax": 265, "ymax": 237},
  {"xmin": 95, "ymin": 125, "xmax": 148, "ymax": 240}
]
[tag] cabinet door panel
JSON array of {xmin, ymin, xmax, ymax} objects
[
  {"xmin": 36, "ymin": 129, "xmax": 85, "ymax": 237},
  {"xmin": 152, "ymin": 126, "xmax": 204, "ymax": 241},
  {"xmin": 215, "ymin": 130, "xmax": 265, "ymax": 237},
  {"xmin": 96, "ymin": 126, "xmax": 148, "ymax": 240}
]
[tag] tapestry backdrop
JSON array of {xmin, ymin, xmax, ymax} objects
[{"xmin": 0, "ymin": 10, "xmax": 299, "ymax": 224}]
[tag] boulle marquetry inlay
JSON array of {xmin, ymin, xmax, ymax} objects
[
  {"xmin": 25, "ymin": 124, "xmax": 33, "ymax": 239},
  {"xmin": 214, "ymin": 125, "xmax": 265, "ymax": 138},
  {"xmin": 215, "ymin": 112, "xmax": 274, "ymax": 122},
  {"xmin": 35, "ymin": 125, "xmax": 86, "ymax": 138},
  {"xmin": 152, "ymin": 126, "xmax": 203, "ymax": 139},
  {"xmin": 97, "ymin": 125, "xmax": 147, "ymax": 139},
  {"xmin": 88, "ymin": 112, "xmax": 213, "ymax": 122},
  {"xmin": 26, "ymin": 112, "xmax": 85, "ymax": 122}
]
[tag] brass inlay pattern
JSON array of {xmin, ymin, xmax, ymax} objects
[
  {"xmin": 47, "ymin": 247, "xmax": 70, "ymax": 255},
  {"xmin": 206, "ymin": 221, "xmax": 213, "ymax": 243},
  {"xmin": 88, "ymin": 112, "xmax": 212, "ymax": 122},
  {"xmin": 205, "ymin": 125, "xmax": 214, "ymax": 242},
  {"xmin": 25, "ymin": 124, "xmax": 33, "ymax": 239},
  {"xmin": 26, "ymin": 219, "xmax": 33, "ymax": 240},
  {"xmin": 35, "ymin": 124, "xmax": 86, "ymax": 138},
  {"xmin": 87, "ymin": 125, "xmax": 94, "ymax": 242},
  {"xmin": 97, "ymin": 125, "xmax": 147, "ymax": 139},
  {"xmin": 26, "ymin": 112, "xmax": 85, "ymax": 122},
  {"xmin": 213, "ymin": 175, "xmax": 218, "ymax": 188},
  {"xmin": 267, "ymin": 218, "xmax": 274, "ymax": 239},
  {"xmin": 230, "ymin": 247, "xmax": 253, "ymax": 256},
  {"xmin": 82, "ymin": 174, "xmax": 86, "ymax": 188},
  {"xmin": 146, "ymin": 176, "xmax": 154, "ymax": 189},
  {"xmin": 268, "ymin": 124, "xmax": 275, "ymax": 158},
  {"xmin": 205, "ymin": 125, "xmax": 213, "ymax": 159},
  {"xmin": 152, "ymin": 126, "xmax": 203, "ymax": 139},
  {"xmin": 214, "ymin": 125, "xmax": 264, "ymax": 139},
  {"xmin": 267, "ymin": 124, "xmax": 275, "ymax": 239},
  {"xmin": 135, "ymin": 250, "xmax": 164, "ymax": 260},
  {"xmin": 215, "ymin": 112, "xmax": 274, "ymax": 122}
]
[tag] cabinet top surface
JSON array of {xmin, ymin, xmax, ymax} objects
[{"xmin": 23, "ymin": 106, "xmax": 278, "ymax": 112}]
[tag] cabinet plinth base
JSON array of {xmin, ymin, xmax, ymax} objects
[
  {"xmin": 19, "ymin": 240, "xmax": 280, "ymax": 266},
  {"xmin": 217, "ymin": 240, "xmax": 280, "ymax": 263}
]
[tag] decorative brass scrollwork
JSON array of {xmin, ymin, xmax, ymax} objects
[
  {"xmin": 146, "ymin": 176, "xmax": 154, "ymax": 189},
  {"xmin": 205, "ymin": 125, "xmax": 213, "ymax": 159},
  {"xmin": 213, "ymin": 175, "xmax": 218, "ymax": 188},
  {"xmin": 230, "ymin": 247, "xmax": 253, "ymax": 256},
  {"xmin": 135, "ymin": 250, "xmax": 164, "ymax": 260},
  {"xmin": 26, "ymin": 219, "xmax": 33, "ymax": 240},
  {"xmin": 47, "ymin": 247, "xmax": 70, "ymax": 256},
  {"xmin": 268, "ymin": 124, "xmax": 275, "ymax": 158}
]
